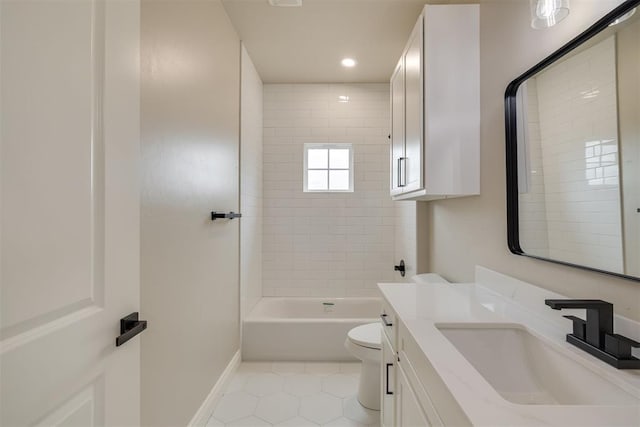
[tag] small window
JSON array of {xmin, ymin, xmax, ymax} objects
[{"xmin": 303, "ymin": 143, "xmax": 353, "ymax": 192}]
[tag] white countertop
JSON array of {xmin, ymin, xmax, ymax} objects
[{"xmin": 378, "ymin": 267, "xmax": 640, "ymax": 426}]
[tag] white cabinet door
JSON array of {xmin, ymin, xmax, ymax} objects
[
  {"xmin": 381, "ymin": 333, "xmax": 396, "ymax": 427},
  {"xmin": 396, "ymin": 365, "xmax": 431, "ymax": 427},
  {"xmin": 402, "ymin": 15, "xmax": 424, "ymax": 194},
  {"xmin": 390, "ymin": 58, "xmax": 405, "ymax": 196},
  {"xmin": 1, "ymin": 1, "xmax": 141, "ymax": 425},
  {"xmin": 390, "ymin": 5, "xmax": 479, "ymax": 201}
]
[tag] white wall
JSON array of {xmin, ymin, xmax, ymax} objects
[
  {"xmin": 425, "ymin": 0, "xmax": 640, "ymax": 321},
  {"xmin": 140, "ymin": 1, "xmax": 241, "ymax": 425},
  {"xmin": 535, "ymin": 36, "xmax": 623, "ymax": 272},
  {"xmin": 241, "ymin": 45, "xmax": 263, "ymax": 317},
  {"xmin": 262, "ymin": 84, "xmax": 394, "ymax": 297},
  {"xmin": 394, "ymin": 201, "xmax": 418, "ymax": 281},
  {"xmin": 394, "ymin": 201, "xmax": 429, "ymax": 282}
]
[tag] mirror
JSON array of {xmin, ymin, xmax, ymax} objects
[{"xmin": 505, "ymin": 0, "xmax": 640, "ymax": 281}]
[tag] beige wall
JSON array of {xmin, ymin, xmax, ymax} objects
[
  {"xmin": 426, "ymin": 0, "xmax": 640, "ymax": 320},
  {"xmin": 140, "ymin": 1, "xmax": 241, "ymax": 425},
  {"xmin": 241, "ymin": 44, "xmax": 264, "ymax": 317}
]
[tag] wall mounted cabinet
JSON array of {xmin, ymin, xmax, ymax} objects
[{"xmin": 390, "ymin": 4, "xmax": 480, "ymax": 201}]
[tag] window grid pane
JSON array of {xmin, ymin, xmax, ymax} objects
[
  {"xmin": 329, "ymin": 170, "xmax": 350, "ymax": 190},
  {"xmin": 329, "ymin": 149, "xmax": 350, "ymax": 169},
  {"xmin": 308, "ymin": 149, "xmax": 328, "ymax": 169},
  {"xmin": 307, "ymin": 170, "xmax": 328, "ymax": 190},
  {"xmin": 304, "ymin": 144, "xmax": 352, "ymax": 192}
]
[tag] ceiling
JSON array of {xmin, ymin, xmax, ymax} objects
[{"xmin": 221, "ymin": 0, "xmax": 434, "ymax": 83}]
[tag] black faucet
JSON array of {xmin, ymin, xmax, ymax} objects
[{"xmin": 545, "ymin": 299, "xmax": 640, "ymax": 369}]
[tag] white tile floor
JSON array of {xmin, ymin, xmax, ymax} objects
[{"xmin": 207, "ymin": 362, "xmax": 380, "ymax": 427}]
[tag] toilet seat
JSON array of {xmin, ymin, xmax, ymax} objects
[{"xmin": 347, "ymin": 323, "xmax": 381, "ymax": 350}]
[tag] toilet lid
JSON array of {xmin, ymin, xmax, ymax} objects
[{"xmin": 348, "ymin": 323, "xmax": 382, "ymax": 350}]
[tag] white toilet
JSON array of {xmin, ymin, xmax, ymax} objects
[{"xmin": 344, "ymin": 322, "xmax": 382, "ymax": 410}]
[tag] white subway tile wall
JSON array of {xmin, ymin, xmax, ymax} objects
[
  {"xmin": 524, "ymin": 36, "xmax": 624, "ymax": 272},
  {"xmin": 262, "ymin": 84, "xmax": 395, "ymax": 297},
  {"xmin": 519, "ymin": 78, "xmax": 550, "ymax": 255}
]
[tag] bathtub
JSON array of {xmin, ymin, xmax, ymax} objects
[{"xmin": 242, "ymin": 297, "xmax": 381, "ymax": 361}]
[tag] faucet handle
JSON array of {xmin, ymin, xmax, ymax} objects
[
  {"xmin": 604, "ymin": 333, "xmax": 640, "ymax": 359},
  {"xmin": 563, "ymin": 315, "xmax": 586, "ymax": 340}
]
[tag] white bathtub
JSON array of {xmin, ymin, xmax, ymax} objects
[{"xmin": 242, "ymin": 297, "xmax": 381, "ymax": 361}]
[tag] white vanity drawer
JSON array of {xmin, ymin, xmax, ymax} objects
[{"xmin": 381, "ymin": 299, "xmax": 398, "ymax": 351}]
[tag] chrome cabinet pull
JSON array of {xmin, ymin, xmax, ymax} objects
[{"xmin": 397, "ymin": 157, "xmax": 408, "ymax": 187}]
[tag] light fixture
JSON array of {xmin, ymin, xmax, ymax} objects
[
  {"xmin": 268, "ymin": 0, "xmax": 302, "ymax": 6},
  {"xmin": 530, "ymin": 0, "xmax": 570, "ymax": 29},
  {"xmin": 609, "ymin": 8, "xmax": 636, "ymax": 26},
  {"xmin": 338, "ymin": 95, "xmax": 350, "ymax": 103},
  {"xmin": 341, "ymin": 58, "xmax": 357, "ymax": 68}
]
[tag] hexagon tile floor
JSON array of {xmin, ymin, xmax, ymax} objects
[{"xmin": 206, "ymin": 362, "xmax": 380, "ymax": 427}]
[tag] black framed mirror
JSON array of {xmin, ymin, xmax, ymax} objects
[{"xmin": 505, "ymin": 0, "xmax": 640, "ymax": 282}]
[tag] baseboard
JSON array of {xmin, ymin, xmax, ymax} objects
[{"xmin": 188, "ymin": 350, "xmax": 241, "ymax": 427}]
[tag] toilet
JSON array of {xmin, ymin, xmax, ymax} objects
[{"xmin": 344, "ymin": 322, "xmax": 382, "ymax": 410}]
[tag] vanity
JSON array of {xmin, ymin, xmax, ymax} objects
[{"xmin": 378, "ymin": 267, "xmax": 640, "ymax": 426}]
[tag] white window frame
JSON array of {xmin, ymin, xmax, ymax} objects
[{"xmin": 303, "ymin": 143, "xmax": 354, "ymax": 192}]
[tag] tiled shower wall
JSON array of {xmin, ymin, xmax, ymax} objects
[
  {"xmin": 535, "ymin": 36, "xmax": 623, "ymax": 273},
  {"xmin": 262, "ymin": 83, "xmax": 395, "ymax": 297},
  {"xmin": 519, "ymin": 78, "xmax": 550, "ymax": 256}
]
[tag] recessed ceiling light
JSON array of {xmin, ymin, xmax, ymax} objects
[
  {"xmin": 341, "ymin": 58, "xmax": 357, "ymax": 68},
  {"xmin": 268, "ymin": 0, "xmax": 302, "ymax": 7},
  {"xmin": 338, "ymin": 95, "xmax": 350, "ymax": 103}
]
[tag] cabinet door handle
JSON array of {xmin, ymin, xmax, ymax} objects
[
  {"xmin": 380, "ymin": 313, "xmax": 393, "ymax": 327},
  {"xmin": 385, "ymin": 363, "xmax": 394, "ymax": 395},
  {"xmin": 399, "ymin": 157, "xmax": 407, "ymax": 187}
]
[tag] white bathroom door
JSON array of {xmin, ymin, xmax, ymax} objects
[{"xmin": 0, "ymin": 1, "xmax": 141, "ymax": 426}]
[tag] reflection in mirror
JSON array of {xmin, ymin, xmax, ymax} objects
[{"xmin": 511, "ymin": 2, "xmax": 639, "ymax": 278}]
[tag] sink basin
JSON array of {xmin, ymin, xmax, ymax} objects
[{"xmin": 436, "ymin": 324, "xmax": 639, "ymax": 405}]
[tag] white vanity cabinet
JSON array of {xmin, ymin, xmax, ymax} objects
[
  {"xmin": 380, "ymin": 303, "xmax": 438, "ymax": 427},
  {"xmin": 380, "ymin": 299, "xmax": 471, "ymax": 427},
  {"xmin": 390, "ymin": 4, "xmax": 480, "ymax": 201}
]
